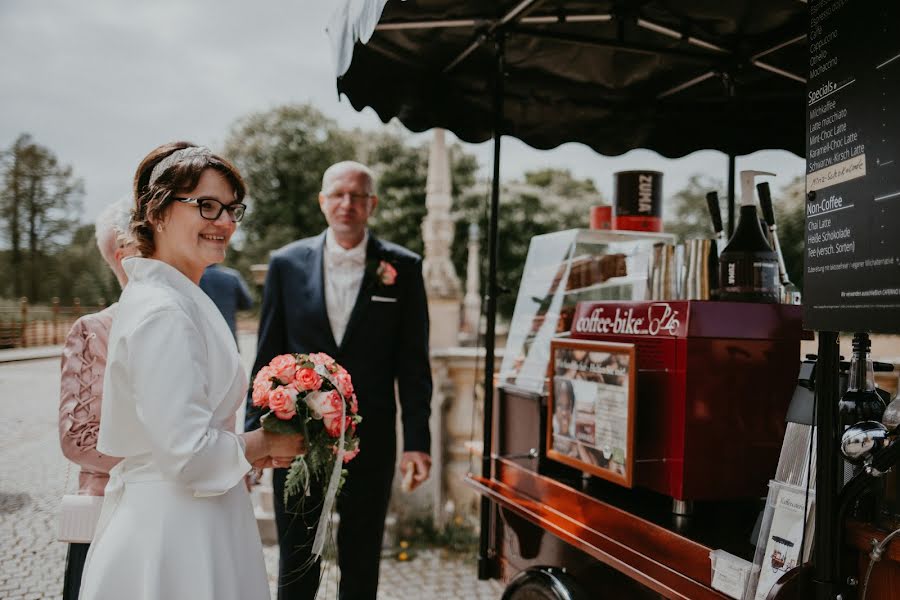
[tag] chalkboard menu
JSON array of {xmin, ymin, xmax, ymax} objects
[{"xmin": 805, "ymin": 0, "xmax": 900, "ymax": 332}]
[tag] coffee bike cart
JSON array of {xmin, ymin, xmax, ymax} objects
[{"xmin": 330, "ymin": 1, "xmax": 900, "ymax": 598}]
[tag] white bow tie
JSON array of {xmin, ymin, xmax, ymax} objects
[{"xmin": 327, "ymin": 247, "xmax": 365, "ymax": 269}]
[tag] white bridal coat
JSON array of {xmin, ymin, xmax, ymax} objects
[{"xmin": 79, "ymin": 257, "xmax": 269, "ymax": 600}]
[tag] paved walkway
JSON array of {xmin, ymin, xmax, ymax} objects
[
  {"xmin": 0, "ymin": 345, "xmax": 62, "ymax": 364},
  {"xmin": 0, "ymin": 357, "xmax": 503, "ymax": 600}
]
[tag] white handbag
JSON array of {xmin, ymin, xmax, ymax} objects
[
  {"xmin": 57, "ymin": 493, "xmax": 104, "ymax": 543},
  {"xmin": 58, "ymin": 460, "xmax": 104, "ymax": 544}
]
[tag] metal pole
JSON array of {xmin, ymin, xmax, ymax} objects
[
  {"xmin": 478, "ymin": 32, "xmax": 504, "ymax": 581},
  {"xmin": 813, "ymin": 331, "xmax": 840, "ymax": 600},
  {"xmin": 727, "ymin": 153, "xmax": 736, "ymax": 238}
]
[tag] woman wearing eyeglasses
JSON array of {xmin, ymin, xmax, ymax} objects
[{"xmin": 79, "ymin": 142, "xmax": 303, "ymax": 600}]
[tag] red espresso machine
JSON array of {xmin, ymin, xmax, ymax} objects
[{"xmin": 568, "ymin": 300, "xmax": 806, "ymax": 502}]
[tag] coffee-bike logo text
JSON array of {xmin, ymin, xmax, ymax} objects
[{"xmin": 574, "ymin": 303, "xmax": 681, "ymax": 337}]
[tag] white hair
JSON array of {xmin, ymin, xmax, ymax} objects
[
  {"xmin": 94, "ymin": 198, "xmax": 133, "ymax": 266},
  {"xmin": 321, "ymin": 161, "xmax": 376, "ymax": 195}
]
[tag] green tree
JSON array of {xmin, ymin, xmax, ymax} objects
[
  {"xmin": 52, "ymin": 224, "xmax": 119, "ymax": 305},
  {"xmin": 224, "ymin": 105, "xmax": 479, "ymax": 277},
  {"xmin": 0, "ymin": 134, "xmax": 83, "ymax": 301},
  {"xmin": 524, "ymin": 168, "xmax": 599, "ymax": 197},
  {"xmin": 224, "ymin": 105, "xmax": 357, "ymax": 265},
  {"xmin": 357, "ymin": 127, "xmax": 479, "ymax": 257},
  {"xmin": 452, "ymin": 170, "xmax": 600, "ymax": 319},
  {"xmin": 771, "ymin": 176, "xmax": 805, "ymax": 291},
  {"xmin": 663, "ymin": 174, "xmax": 726, "ymax": 242}
]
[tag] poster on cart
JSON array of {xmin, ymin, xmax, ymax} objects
[{"xmin": 547, "ymin": 339, "xmax": 636, "ymax": 487}]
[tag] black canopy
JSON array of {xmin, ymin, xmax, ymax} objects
[
  {"xmin": 332, "ymin": 0, "xmax": 808, "ymax": 158},
  {"xmin": 329, "ymin": 1, "xmax": 812, "ymax": 585}
]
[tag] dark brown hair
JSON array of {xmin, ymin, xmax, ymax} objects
[{"xmin": 131, "ymin": 141, "xmax": 246, "ymax": 257}]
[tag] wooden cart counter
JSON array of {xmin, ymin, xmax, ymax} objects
[{"xmin": 466, "ymin": 458, "xmax": 760, "ymax": 599}]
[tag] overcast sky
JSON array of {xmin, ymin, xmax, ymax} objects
[{"xmin": 1, "ymin": 0, "xmax": 805, "ymax": 223}]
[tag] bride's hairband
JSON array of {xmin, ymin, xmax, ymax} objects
[{"xmin": 148, "ymin": 146, "xmax": 212, "ymax": 186}]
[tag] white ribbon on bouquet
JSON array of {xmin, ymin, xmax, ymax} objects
[{"xmin": 311, "ymin": 366, "xmax": 347, "ymax": 558}]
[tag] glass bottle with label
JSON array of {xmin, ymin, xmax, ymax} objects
[
  {"xmin": 839, "ymin": 332, "xmax": 886, "ymax": 519},
  {"xmin": 838, "ymin": 332, "xmax": 885, "ymax": 430},
  {"xmin": 718, "ymin": 170, "xmax": 780, "ymax": 303}
]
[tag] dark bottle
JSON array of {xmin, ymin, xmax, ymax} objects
[
  {"xmin": 718, "ymin": 170, "xmax": 780, "ymax": 302},
  {"xmin": 838, "ymin": 332, "xmax": 886, "ymax": 430},
  {"xmin": 839, "ymin": 332, "xmax": 886, "ymax": 519}
]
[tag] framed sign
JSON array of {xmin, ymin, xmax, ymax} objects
[{"xmin": 546, "ymin": 339, "xmax": 636, "ymax": 487}]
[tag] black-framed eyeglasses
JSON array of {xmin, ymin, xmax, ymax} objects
[
  {"xmin": 323, "ymin": 191, "xmax": 372, "ymax": 204},
  {"xmin": 173, "ymin": 197, "xmax": 246, "ymax": 222}
]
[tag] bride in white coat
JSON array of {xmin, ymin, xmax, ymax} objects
[{"xmin": 79, "ymin": 142, "xmax": 303, "ymax": 600}]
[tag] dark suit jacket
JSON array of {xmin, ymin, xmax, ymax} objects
[
  {"xmin": 199, "ymin": 264, "xmax": 253, "ymax": 341},
  {"xmin": 245, "ymin": 231, "xmax": 432, "ymax": 454}
]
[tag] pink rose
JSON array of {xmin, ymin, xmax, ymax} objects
[
  {"xmin": 269, "ymin": 354, "xmax": 298, "ymax": 384},
  {"xmin": 268, "ymin": 386, "xmax": 298, "ymax": 420},
  {"xmin": 377, "ymin": 260, "xmax": 397, "ymax": 286},
  {"xmin": 323, "ymin": 389, "xmax": 343, "ymax": 415},
  {"xmin": 343, "ymin": 445, "xmax": 361, "ymax": 464},
  {"xmin": 251, "ymin": 367, "xmax": 275, "ymax": 407},
  {"xmin": 334, "ymin": 440, "xmax": 361, "ymax": 464},
  {"xmin": 323, "ymin": 413, "xmax": 354, "ymax": 438},
  {"xmin": 294, "ymin": 367, "xmax": 322, "ymax": 391},
  {"xmin": 308, "ymin": 352, "xmax": 335, "ymax": 367},
  {"xmin": 305, "ymin": 389, "xmax": 343, "ymax": 420},
  {"xmin": 349, "ymin": 393, "xmax": 358, "ymax": 415},
  {"xmin": 334, "ymin": 372, "xmax": 354, "ymax": 398}
]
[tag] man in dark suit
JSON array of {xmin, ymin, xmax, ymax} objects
[
  {"xmin": 199, "ymin": 263, "xmax": 253, "ymax": 343},
  {"xmin": 246, "ymin": 161, "xmax": 432, "ymax": 600}
]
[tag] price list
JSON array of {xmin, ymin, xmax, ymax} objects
[{"xmin": 805, "ymin": 0, "xmax": 900, "ymax": 332}]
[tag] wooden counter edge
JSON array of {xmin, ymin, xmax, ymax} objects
[{"xmin": 465, "ymin": 473, "xmax": 730, "ymax": 600}]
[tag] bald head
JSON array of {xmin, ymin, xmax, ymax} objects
[
  {"xmin": 321, "ymin": 161, "xmax": 376, "ymax": 196},
  {"xmin": 318, "ymin": 161, "xmax": 378, "ymax": 249}
]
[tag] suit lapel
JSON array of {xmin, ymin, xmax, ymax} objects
[
  {"xmin": 339, "ymin": 235, "xmax": 381, "ymax": 352},
  {"xmin": 309, "ymin": 232, "xmax": 339, "ymax": 353}
]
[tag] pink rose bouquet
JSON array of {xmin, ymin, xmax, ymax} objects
[{"xmin": 252, "ymin": 352, "xmax": 361, "ymax": 502}]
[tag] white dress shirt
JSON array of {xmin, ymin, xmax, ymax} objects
[{"xmin": 323, "ymin": 228, "xmax": 368, "ymax": 345}]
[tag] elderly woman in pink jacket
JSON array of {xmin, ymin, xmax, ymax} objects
[{"xmin": 58, "ymin": 198, "xmax": 135, "ymax": 600}]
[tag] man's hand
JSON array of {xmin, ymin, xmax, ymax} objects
[{"xmin": 399, "ymin": 451, "xmax": 431, "ymax": 492}]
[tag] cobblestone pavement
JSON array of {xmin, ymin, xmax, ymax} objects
[
  {"xmin": 0, "ymin": 358, "xmax": 68, "ymax": 600},
  {"xmin": 262, "ymin": 547, "xmax": 503, "ymax": 600},
  {"xmin": 0, "ymin": 357, "xmax": 503, "ymax": 599}
]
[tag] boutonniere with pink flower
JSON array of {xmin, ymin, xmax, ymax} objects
[{"xmin": 376, "ymin": 260, "xmax": 398, "ymax": 286}]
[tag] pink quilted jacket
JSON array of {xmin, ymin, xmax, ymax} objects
[{"xmin": 58, "ymin": 305, "xmax": 121, "ymax": 496}]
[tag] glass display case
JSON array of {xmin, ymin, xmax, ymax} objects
[{"xmin": 499, "ymin": 228, "xmax": 675, "ymax": 393}]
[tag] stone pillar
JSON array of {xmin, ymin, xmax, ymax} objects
[
  {"xmin": 461, "ymin": 223, "xmax": 481, "ymax": 339},
  {"xmin": 421, "ymin": 128, "xmax": 462, "ymax": 348},
  {"xmin": 385, "ymin": 129, "xmax": 466, "ymax": 531}
]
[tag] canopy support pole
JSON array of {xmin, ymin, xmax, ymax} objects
[
  {"xmin": 727, "ymin": 153, "xmax": 736, "ymax": 237},
  {"xmin": 478, "ymin": 31, "xmax": 505, "ymax": 581},
  {"xmin": 814, "ymin": 331, "xmax": 840, "ymax": 600}
]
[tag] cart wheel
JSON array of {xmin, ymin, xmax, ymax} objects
[{"xmin": 501, "ymin": 567, "xmax": 588, "ymax": 600}]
